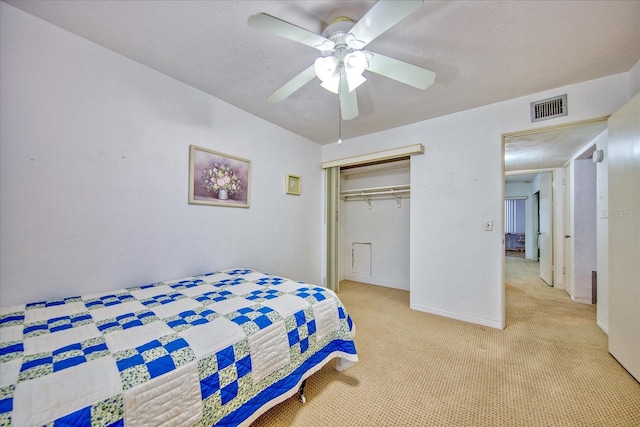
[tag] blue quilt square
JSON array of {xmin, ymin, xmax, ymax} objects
[
  {"xmin": 53, "ymin": 405, "xmax": 91, "ymax": 427},
  {"xmin": 237, "ymin": 307, "xmax": 253, "ymax": 315},
  {"xmin": 21, "ymin": 355, "xmax": 53, "ymax": 371},
  {"xmin": 0, "ymin": 313, "xmax": 24, "ymax": 326},
  {"xmin": 0, "ymin": 342, "xmax": 23, "ymax": 357},
  {"xmin": 201, "ymin": 308, "xmax": 216, "ymax": 317},
  {"xmin": 23, "ymin": 323, "xmax": 48, "ymax": 335},
  {"xmin": 116, "ymin": 354, "xmax": 145, "ymax": 371},
  {"xmin": 115, "ymin": 313, "xmax": 134, "ymax": 322},
  {"xmin": 74, "ymin": 314, "xmax": 93, "ymax": 323},
  {"xmin": 138, "ymin": 340, "xmax": 161, "ymax": 353},
  {"xmin": 50, "ymin": 323, "xmax": 73, "ymax": 333},
  {"xmin": 165, "ymin": 337, "xmax": 189, "ymax": 353},
  {"xmin": 236, "ymin": 355, "xmax": 251, "ymax": 378},
  {"xmin": 0, "ymin": 397, "xmax": 12, "ymax": 414},
  {"xmin": 338, "ymin": 307, "xmax": 346, "ymax": 319},
  {"xmin": 253, "ymin": 315, "xmax": 272, "ymax": 330},
  {"xmin": 97, "ymin": 320, "xmax": 118, "ymax": 332},
  {"xmin": 217, "ymin": 346, "xmax": 236, "ymax": 370},
  {"xmin": 294, "ymin": 310, "xmax": 306, "ymax": 327},
  {"xmin": 220, "ymin": 381, "xmax": 238, "ymax": 405},
  {"xmin": 257, "ymin": 306, "xmax": 273, "ymax": 315},
  {"xmin": 307, "ymin": 320, "xmax": 316, "ymax": 336},
  {"xmin": 200, "ymin": 372, "xmax": 220, "ymax": 400},
  {"xmin": 300, "ymin": 337, "xmax": 309, "ymax": 353},
  {"xmin": 121, "ymin": 319, "xmax": 143, "ymax": 329},
  {"xmin": 54, "ymin": 355, "xmax": 86, "ymax": 371},
  {"xmin": 85, "ymin": 342, "xmax": 108, "ymax": 355},
  {"xmin": 232, "ymin": 315, "xmax": 251, "ymax": 325},
  {"xmin": 288, "ymin": 329, "xmax": 300, "ymax": 347},
  {"xmin": 147, "ymin": 355, "xmax": 176, "ymax": 378},
  {"xmin": 167, "ymin": 318, "xmax": 188, "ymax": 329},
  {"xmin": 138, "ymin": 311, "xmax": 155, "ymax": 320},
  {"xmin": 53, "ymin": 342, "xmax": 82, "ymax": 356},
  {"xmin": 180, "ymin": 310, "xmax": 197, "ymax": 318}
]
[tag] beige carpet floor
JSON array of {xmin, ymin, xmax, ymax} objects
[{"xmin": 251, "ymin": 258, "xmax": 640, "ymax": 426}]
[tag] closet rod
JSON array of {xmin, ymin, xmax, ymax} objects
[
  {"xmin": 341, "ymin": 189, "xmax": 410, "ymax": 197},
  {"xmin": 340, "ymin": 184, "xmax": 410, "ymax": 195}
]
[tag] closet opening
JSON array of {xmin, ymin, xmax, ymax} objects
[
  {"xmin": 339, "ymin": 157, "xmax": 411, "ymax": 291},
  {"xmin": 322, "ymin": 143, "xmax": 424, "ymax": 293}
]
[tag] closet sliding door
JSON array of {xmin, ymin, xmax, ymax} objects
[{"xmin": 326, "ymin": 167, "xmax": 340, "ymax": 292}]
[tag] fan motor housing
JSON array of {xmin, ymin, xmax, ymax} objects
[{"xmin": 322, "ymin": 17, "xmax": 355, "ymax": 48}]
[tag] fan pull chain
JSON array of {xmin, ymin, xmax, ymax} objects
[
  {"xmin": 338, "ymin": 96, "xmax": 342, "ymax": 145},
  {"xmin": 338, "ymin": 62, "xmax": 343, "ymax": 145}
]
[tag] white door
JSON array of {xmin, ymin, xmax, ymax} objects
[
  {"xmin": 608, "ymin": 93, "xmax": 640, "ymax": 381},
  {"xmin": 538, "ymin": 173, "xmax": 553, "ymax": 285}
]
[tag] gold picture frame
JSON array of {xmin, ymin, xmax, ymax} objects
[
  {"xmin": 189, "ymin": 145, "xmax": 251, "ymax": 208},
  {"xmin": 286, "ymin": 174, "xmax": 301, "ymax": 195}
]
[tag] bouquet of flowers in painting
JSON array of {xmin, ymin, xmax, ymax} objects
[{"xmin": 201, "ymin": 161, "xmax": 242, "ymax": 199}]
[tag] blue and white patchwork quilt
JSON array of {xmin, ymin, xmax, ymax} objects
[{"xmin": 0, "ymin": 269, "xmax": 357, "ymax": 426}]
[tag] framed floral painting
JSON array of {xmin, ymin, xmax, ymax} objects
[{"xmin": 189, "ymin": 145, "xmax": 250, "ymax": 208}]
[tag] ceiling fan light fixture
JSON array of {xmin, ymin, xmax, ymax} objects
[
  {"xmin": 344, "ymin": 50, "xmax": 368, "ymax": 91},
  {"xmin": 313, "ymin": 56, "xmax": 338, "ymax": 81},
  {"xmin": 320, "ymin": 77, "xmax": 340, "ymax": 94},
  {"xmin": 345, "ymin": 50, "xmax": 368, "ymax": 71},
  {"xmin": 346, "ymin": 72, "xmax": 366, "ymax": 92}
]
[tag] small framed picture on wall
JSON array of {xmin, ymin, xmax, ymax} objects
[{"xmin": 286, "ymin": 174, "xmax": 301, "ymax": 195}]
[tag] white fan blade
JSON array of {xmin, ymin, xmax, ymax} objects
[
  {"xmin": 347, "ymin": 0, "xmax": 424, "ymax": 48},
  {"xmin": 267, "ymin": 65, "xmax": 317, "ymax": 103},
  {"xmin": 339, "ymin": 76, "xmax": 359, "ymax": 120},
  {"xmin": 248, "ymin": 13, "xmax": 335, "ymax": 51},
  {"xmin": 366, "ymin": 52, "xmax": 435, "ymax": 90}
]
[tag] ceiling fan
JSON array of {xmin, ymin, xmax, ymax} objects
[{"xmin": 248, "ymin": 0, "xmax": 436, "ymax": 121}]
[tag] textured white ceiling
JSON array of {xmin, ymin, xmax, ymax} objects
[
  {"xmin": 4, "ymin": 0, "xmax": 639, "ymax": 155},
  {"xmin": 504, "ymin": 120, "xmax": 608, "ymax": 172}
]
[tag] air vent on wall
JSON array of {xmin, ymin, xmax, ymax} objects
[{"xmin": 530, "ymin": 94, "xmax": 567, "ymax": 122}]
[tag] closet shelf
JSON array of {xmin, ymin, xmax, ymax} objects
[{"xmin": 340, "ymin": 185, "xmax": 410, "ymax": 207}]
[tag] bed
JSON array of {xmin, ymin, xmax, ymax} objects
[{"xmin": 0, "ymin": 268, "xmax": 358, "ymax": 426}]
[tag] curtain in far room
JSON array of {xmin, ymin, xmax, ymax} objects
[{"xmin": 505, "ymin": 199, "xmax": 517, "ymax": 234}]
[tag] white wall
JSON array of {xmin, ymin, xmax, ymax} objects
[
  {"xmin": 0, "ymin": 3, "xmax": 323, "ymax": 306},
  {"xmin": 323, "ymin": 72, "xmax": 630, "ymax": 329},
  {"xmin": 573, "ymin": 159, "xmax": 597, "ymax": 303},
  {"xmin": 340, "ymin": 165, "xmax": 410, "ymax": 290}
]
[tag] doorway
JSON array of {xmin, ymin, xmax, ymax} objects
[{"xmin": 502, "ymin": 118, "xmax": 608, "ymax": 325}]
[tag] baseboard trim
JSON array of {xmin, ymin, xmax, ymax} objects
[
  {"xmin": 597, "ymin": 319, "xmax": 609, "ymax": 335},
  {"xmin": 572, "ymin": 296, "xmax": 593, "ymax": 304},
  {"xmin": 343, "ymin": 275, "xmax": 409, "ymax": 291},
  {"xmin": 410, "ymin": 303, "xmax": 504, "ymax": 330}
]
